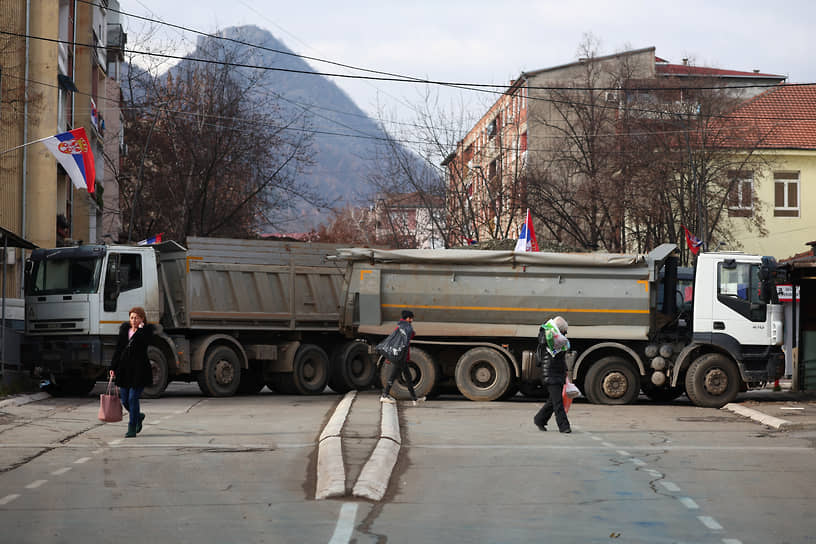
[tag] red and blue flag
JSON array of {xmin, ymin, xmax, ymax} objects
[
  {"xmin": 41, "ymin": 128, "xmax": 95, "ymax": 193},
  {"xmin": 682, "ymin": 225, "xmax": 703, "ymax": 255},
  {"xmin": 514, "ymin": 209, "xmax": 539, "ymax": 252}
]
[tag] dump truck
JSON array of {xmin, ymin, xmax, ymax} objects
[
  {"xmin": 336, "ymin": 243, "xmax": 785, "ymax": 407},
  {"xmin": 21, "ymin": 238, "xmax": 376, "ymax": 397}
]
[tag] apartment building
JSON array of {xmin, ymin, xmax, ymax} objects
[
  {"xmin": 0, "ymin": 0, "xmax": 126, "ymax": 371},
  {"xmin": 443, "ymin": 46, "xmax": 786, "ymax": 246}
]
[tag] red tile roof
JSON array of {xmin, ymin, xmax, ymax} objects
[{"xmin": 726, "ymin": 85, "xmax": 816, "ymax": 150}]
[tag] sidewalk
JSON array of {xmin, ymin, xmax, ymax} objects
[{"xmin": 724, "ymin": 380, "xmax": 816, "ymax": 431}]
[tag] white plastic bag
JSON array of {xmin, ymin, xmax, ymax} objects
[{"xmin": 564, "ymin": 379, "xmax": 580, "ymax": 399}]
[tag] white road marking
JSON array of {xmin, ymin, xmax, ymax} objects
[
  {"xmin": 74, "ymin": 457, "xmax": 91, "ymax": 464},
  {"xmin": 0, "ymin": 494, "xmax": 20, "ymax": 505},
  {"xmin": 328, "ymin": 502, "xmax": 358, "ymax": 544},
  {"xmin": 679, "ymin": 497, "xmax": 699, "ymax": 509},
  {"xmin": 698, "ymin": 516, "xmax": 723, "ymax": 530},
  {"xmin": 590, "ymin": 436, "xmax": 602, "ymax": 441},
  {"xmin": 51, "ymin": 467, "xmax": 72, "ymax": 476},
  {"xmin": 722, "ymin": 539, "xmax": 743, "ymax": 544},
  {"xmin": 659, "ymin": 481, "xmax": 681, "ymax": 492},
  {"xmin": 601, "ymin": 442, "xmax": 616, "ymax": 448},
  {"xmin": 108, "ymin": 439, "xmax": 124, "ymax": 446},
  {"xmin": 92, "ymin": 448, "xmax": 104, "ymax": 454},
  {"xmin": 25, "ymin": 480, "xmax": 47, "ymax": 489},
  {"xmin": 616, "ymin": 450, "xmax": 630, "ymax": 456},
  {"xmin": 646, "ymin": 469, "xmax": 662, "ymax": 477},
  {"xmin": 630, "ymin": 458, "xmax": 646, "ymax": 466}
]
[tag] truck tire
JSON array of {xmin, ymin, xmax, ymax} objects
[
  {"xmin": 197, "ymin": 345, "xmax": 242, "ymax": 397},
  {"xmin": 379, "ymin": 346, "xmax": 437, "ymax": 400},
  {"xmin": 330, "ymin": 341, "xmax": 375, "ymax": 393},
  {"xmin": 684, "ymin": 353, "xmax": 740, "ymax": 408},
  {"xmin": 143, "ymin": 345, "xmax": 169, "ymax": 399},
  {"xmin": 454, "ymin": 347, "xmax": 512, "ymax": 402},
  {"xmin": 292, "ymin": 344, "xmax": 329, "ymax": 395},
  {"xmin": 585, "ymin": 356, "xmax": 640, "ymax": 405}
]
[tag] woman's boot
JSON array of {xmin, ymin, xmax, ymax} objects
[
  {"xmin": 125, "ymin": 424, "xmax": 137, "ymax": 438},
  {"xmin": 136, "ymin": 413, "xmax": 145, "ymax": 434}
]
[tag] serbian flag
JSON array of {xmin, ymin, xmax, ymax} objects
[
  {"xmin": 514, "ymin": 209, "xmax": 539, "ymax": 252},
  {"xmin": 41, "ymin": 128, "xmax": 95, "ymax": 194},
  {"xmin": 682, "ymin": 225, "xmax": 703, "ymax": 255},
  {"xmin": 137, "ymin": 233, "xmax": 164, "ymax": 246}
]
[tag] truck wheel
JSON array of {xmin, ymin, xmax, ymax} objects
[
  {"xmin": 330, "ymin": 341, "xmax": 375, "ymax": 393},
  {"xmin": 379, "ymin": 346, "xmax": 437, "ymax": 400},
  {"xmin": 292, "ymin": 344, "xmax": 329, "ymax": 395},
  {"xmin": 454, "ymin": 347, "xmax": 512, "ymax": 402},
  {"xmin": 197, "ymin": 345, "xmax": 241, "ymax": 397},
  {"xmin": 684, "ymin": 353, "xmax": 740, "ymax": 408},
  {"xmin": 143, "ymin": 346, "xmax": 169, "ymax": 399},
  {"xmin": 585, "ymin": 356, "xmax": 640, "ymax": 405},
  {"xmin": 237, "ymin": 364, "xmax": 265, "ymax": 395}
]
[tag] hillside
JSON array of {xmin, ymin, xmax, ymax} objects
[{"xmin": 169, "ymin": 26, "xmax": 410, "ymax": 231}]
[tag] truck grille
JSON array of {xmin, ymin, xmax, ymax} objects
[{"xmin": 30, "ymin": 319, "xmax": 85, "ymax": 333}]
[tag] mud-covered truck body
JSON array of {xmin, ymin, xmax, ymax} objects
[
  {"xmin": 22, "ymin": 237, "xmax": 376, "ymax": 397},
  {"xmin": 336, "ymin": 244, "xmax": 785, "ymax": 407}
]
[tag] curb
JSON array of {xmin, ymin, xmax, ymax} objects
[
  {"xmin": 723, "ymin": 403, "xmax": 792, "ymax": 430},
  {"xmin": 0, "ymin": 392, "xmax": 51, "ymax": 410},
  {"xmin": 352, "ymin": 438, "xmax": 400, "ymax": 501},
  {"xmin": 315, "ymin": 391, "xmax": 356, "ymax": 500}
]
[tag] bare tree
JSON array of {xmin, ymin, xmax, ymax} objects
[{"xmin": 524, "ymin": 37, "xmax": 775, "ymax": 260}]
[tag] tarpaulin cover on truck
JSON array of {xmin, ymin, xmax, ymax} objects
[{"xmin": 334, "ymin": 248, "xmax": 645, "ymax": 267}]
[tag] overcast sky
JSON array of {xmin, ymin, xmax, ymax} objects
[{"xmin": 123, "ymin": 0, "xmax": 815, "ymax": 128}]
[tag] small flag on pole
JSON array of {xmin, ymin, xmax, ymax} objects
[
  {"xmin": 682, "ymin": 225, "xmax": 703, "ymax": 255},
  {"xmin": 137, "ymin": 233, "xmax": 164, "ymax": 246},
  {"xmin": 514, "ymin": 209, "xmax": 539, "ymax": 252},
  {"xmin": 41, "ymin": 128, "xmax": 95, "ymax": 194}
]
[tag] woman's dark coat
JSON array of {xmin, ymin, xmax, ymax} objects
[
  {"xmin": 110, "ymin": 322, "xmax": 154, "ymax": 388},
  {"xmin": 537, "ymin": 329, "xmax": 567, "ymax": 385}
]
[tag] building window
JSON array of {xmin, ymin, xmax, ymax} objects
[
  {"xmin": 774, "ymin": 171, "xmax": 800, "ymax": 217},
  {"xmin": 728, "ymin": 171, "xmax": 753, "ymax": 217}
]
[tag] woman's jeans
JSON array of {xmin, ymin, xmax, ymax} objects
[{"xmin": 119, "ymin": 387, "xmax": 144, "ymax": 426}]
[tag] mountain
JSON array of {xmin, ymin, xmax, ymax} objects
[{"xmin": 187, "ymin": 26, "xmax": 405, "ymax": 231}]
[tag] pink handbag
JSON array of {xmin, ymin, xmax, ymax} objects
[{"xmin": 98, "ymin": 377, "xmax": 123, "ymax": 422}]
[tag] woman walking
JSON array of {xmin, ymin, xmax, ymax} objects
[{"xmin": 109, "ymin": 306, "xmax": 154, "ymax": 438}]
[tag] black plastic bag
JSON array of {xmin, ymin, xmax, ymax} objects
[{"xmin": 376, "ymin": 327, "xmax": 409, "ymax": 363}]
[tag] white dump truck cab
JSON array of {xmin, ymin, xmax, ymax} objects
[
  {"xmin": 668, "ymin": 251, "xmax": 785, "ymax": 406},
  {"xmin": 22, "ymin": 244, "xmax": 160, "ymax": 395}
]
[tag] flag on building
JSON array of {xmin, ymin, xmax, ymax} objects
[
  {"xmin": 41, "ymin": 128, "xmax": 95, "ymax": 193},
  {"xmin": 682, "ymin": 225, "xmax": 703, "ymax": 255},
  {"xmin": 137, "ymin": 233, "xmax": 164, "ymax": 246},
  {"xmin": 514, "ymin": 209, "xmax": 539, "ymax": 252}
]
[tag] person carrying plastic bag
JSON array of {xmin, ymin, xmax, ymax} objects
[{"xmin": 533, "ymin": 316, "xmax": 572, "ymax": 433}]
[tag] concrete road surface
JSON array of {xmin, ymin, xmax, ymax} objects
[{"xmin": 1, "ymin": 384, "xmax": 815, "ymax": 543}]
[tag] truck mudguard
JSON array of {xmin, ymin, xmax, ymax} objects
[
  {"xmin": 573, "ymin": 342, "xmax": 647, "ymax": 379},
  {"xmin": 190, "ymin": 334, "xmax": 248, "ymax": 371}
]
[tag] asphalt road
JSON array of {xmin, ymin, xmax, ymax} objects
[{"xmin": 1, "ymin": 384, "xmax": 815, "ymax": 543}]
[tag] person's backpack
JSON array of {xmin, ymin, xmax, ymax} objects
[
  {"xmin": 375, "ymin": 327, "xmax": 409, "ymax": 363},
  {"xmin": 536, "ymin": 328, "xmax": 552, "ymax": 367}
]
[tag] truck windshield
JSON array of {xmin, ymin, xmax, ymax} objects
[{"xmin": 27, "ymin": 256, "xmax": 103, "ymax": 295}]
